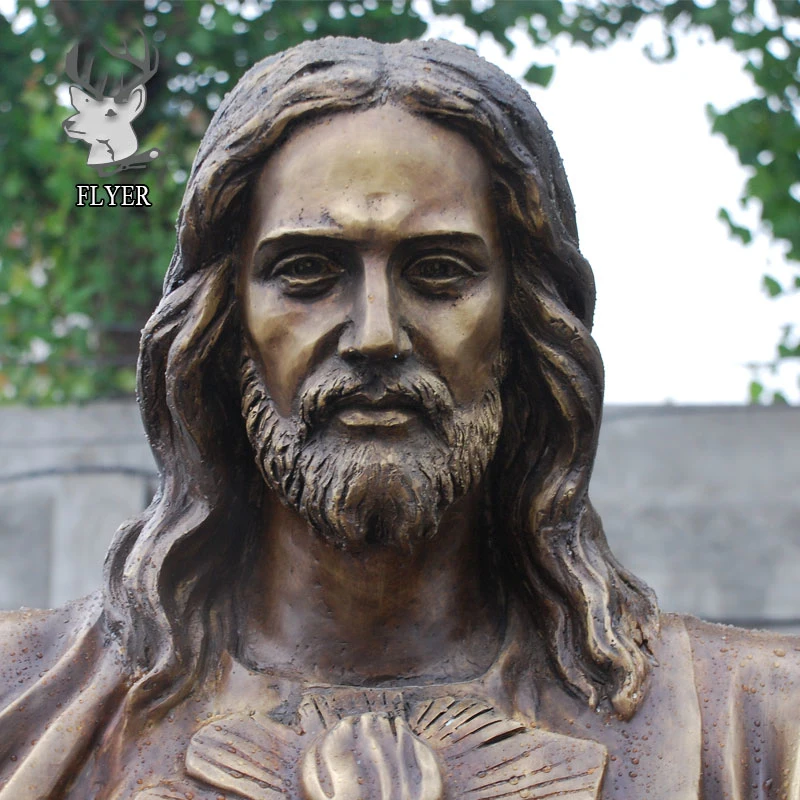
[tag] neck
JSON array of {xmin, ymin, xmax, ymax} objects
[{"xmin": 238, "ymin": 490, "xmax": 505, "ymax": 686}]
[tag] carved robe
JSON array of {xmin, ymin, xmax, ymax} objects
[{"xmin": 2, "ymin": 594, "xmax": 799, "ymax": 799}]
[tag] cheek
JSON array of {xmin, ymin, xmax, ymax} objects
[
  {"xmin": 412, "ymin": 283, "xmax": 505, "ymax": 405},
  {"xmin": 245, "ymin": 286, "xmax": 344, "ymax": 415}
]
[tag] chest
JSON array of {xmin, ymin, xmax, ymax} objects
[{"xmin": 90, "ymin": 682, "xmax": 702, "ymax": 800}]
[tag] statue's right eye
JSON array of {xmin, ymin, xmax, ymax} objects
[{"xmin": 271, "ymin": 254, "xmax": 344, "ymax": 297}]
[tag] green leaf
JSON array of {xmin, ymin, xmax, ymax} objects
[
  {"xmin": 523, "ymin": 64, "xmax": 555, "ymax": 87},
  {"xmin": 718, "ymin": 208, "xmax": 753, "ymax": 244},
  {"xmin": 763, "ymin": 275, "xmax": 783, "ymax": 297},
  {"xmin": 748, "ymin": 380, "xmax": 764, "ymax": 403}
]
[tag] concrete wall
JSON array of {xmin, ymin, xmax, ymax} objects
[
  {"xmin": 594, "ymin": 406, "xmax": 799, "ymax": 629},
  {"xmin": 0, "ymin": 403, "xmax": 155, "ymax": 609},
  {"xmin": 1, "ymin": 402, "xmax": 797, "ymax": 630}
]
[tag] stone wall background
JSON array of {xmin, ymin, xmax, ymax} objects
[{"xmin": 1, "ymin": 402, "xmax": 797, "ymax": 631}]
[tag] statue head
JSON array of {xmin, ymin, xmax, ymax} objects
[
  {"xmin": 104, "ymin": 37, "xmax": 658, "ymax": 725},
  {"xmin": 240, "ymin": 102, "xmax": 509, "ymax": 555}
]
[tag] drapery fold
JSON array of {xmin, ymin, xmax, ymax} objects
[{"xmin": 0, "ymin": 593, "xmax": 127, "ymax": 800}]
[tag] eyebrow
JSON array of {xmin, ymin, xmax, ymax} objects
[{"xmin": 253, "ymin": 229, "xmax": 493, "ymax": 262}]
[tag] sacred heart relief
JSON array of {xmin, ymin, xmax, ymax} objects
[{"xmin": 136, "ymin": 691, "xmax": 607, "ymax": 800}]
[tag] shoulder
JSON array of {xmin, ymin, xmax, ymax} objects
[
  {"xmin": 678, "ymin": 613, "xmax": 800, "ymax": 676},
  {"xmin": 0, "ymin": 592, "xmax": 105, "ymax": 708},
  {"xmin": 664, "ymin": 616, "xmax": 800, "ymax": 793},
  {"xmin": 669, "ymin": 613, "xmax": 800, "ymax": 720}
]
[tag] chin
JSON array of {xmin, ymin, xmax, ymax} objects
[{"xmin": 299, "ymin": 452, "xmax": 448, "ymax": 554}]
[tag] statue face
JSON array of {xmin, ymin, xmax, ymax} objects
[{"xmin": 240, "ymin": 106, "xmax": 507, "ymax": 550}]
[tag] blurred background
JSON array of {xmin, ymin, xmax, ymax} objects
[{"xmin": 0, "ymin": 0, "xmax": 798, "ymax": 626}]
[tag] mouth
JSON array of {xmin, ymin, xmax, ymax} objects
[
  {"xmin": 336, "ymin": 406, "xmax": 418, "ymax": 428},
  {"xmin": 331, "ymin": 392, "xmax": 423, "ymax": 431}
]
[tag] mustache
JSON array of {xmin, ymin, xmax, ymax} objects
[{"xmin": 298, "ymin": 361, "xmax": 455, "ymax": 438}]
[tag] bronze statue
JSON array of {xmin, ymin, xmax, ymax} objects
[{"xmin": 1, "ymin": 37, "xmax": 798, "ymax": 800}]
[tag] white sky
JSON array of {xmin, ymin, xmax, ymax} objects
[{"xmin": 3, "ymin": 0, "xmax": 798, "ymax": 404}]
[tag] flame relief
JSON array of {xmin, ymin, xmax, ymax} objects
[{"xmin": 136, "ymin": 689, "xmax": 607, "ymax": 799}]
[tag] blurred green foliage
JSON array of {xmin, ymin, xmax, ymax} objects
[{"xmin": 0, "ymin": 0, "xmax": 797, "ymax": 403}]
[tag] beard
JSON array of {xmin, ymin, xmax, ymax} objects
[{"xmin": 240, "ymin": 345, "xmax": 505, "ymax": 554}]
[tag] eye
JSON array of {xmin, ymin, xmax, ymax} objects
[
  {"xmin": 270, "ymin": 253, "xmax": 344, "ymax": 297},
  {"xmin": 105, "ymin": 108, "xmax": 117, "ymax": 117},
  {"xmin": 404, "ymin": 255, "xmax": 478, "ymax": 296}
]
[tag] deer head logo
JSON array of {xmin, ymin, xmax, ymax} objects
[{"xmin": 63, "ymin": 31, "xmax": 160, "ymax": 176}]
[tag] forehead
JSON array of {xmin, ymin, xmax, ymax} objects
[{"xmin": 247, "ymin": 105, "xmax": 499, "ymax": 244}]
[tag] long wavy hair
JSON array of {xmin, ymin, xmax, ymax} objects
[{"xmin": 102, "ymin": 38, "xmax": 659, "ymax": 732}]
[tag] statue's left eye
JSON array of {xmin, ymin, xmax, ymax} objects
[
  {"xmin": 105, "ymin": 108, "xmax": 117, "ymax": 117},
  {"xmin": 404, "ymin": 256, "xmax": 476, "ymax": 296}
]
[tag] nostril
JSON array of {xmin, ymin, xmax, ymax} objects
[
  {"xmin": 338, "ymin": 318, "xmax": 413, "ymax": 363},
  {"xmin": 340, "ymin": 346, "xmax": 367, "ymax": 363},
  {"xmin": 64, "ymin": 120, "xmax": 74, "ymax": 129},
  {"xmin": 340, "ymin": 347, "xmax": 408, "ymax": 365}
]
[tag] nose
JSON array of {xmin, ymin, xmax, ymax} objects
[{"xmin": 338, "ymin": 260, "xmax": 412, "ymax": 362}]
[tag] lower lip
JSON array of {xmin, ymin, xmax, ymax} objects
[{"xmin": 336, "ymin": 407, "xmax": 418, "ymax": 429}]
